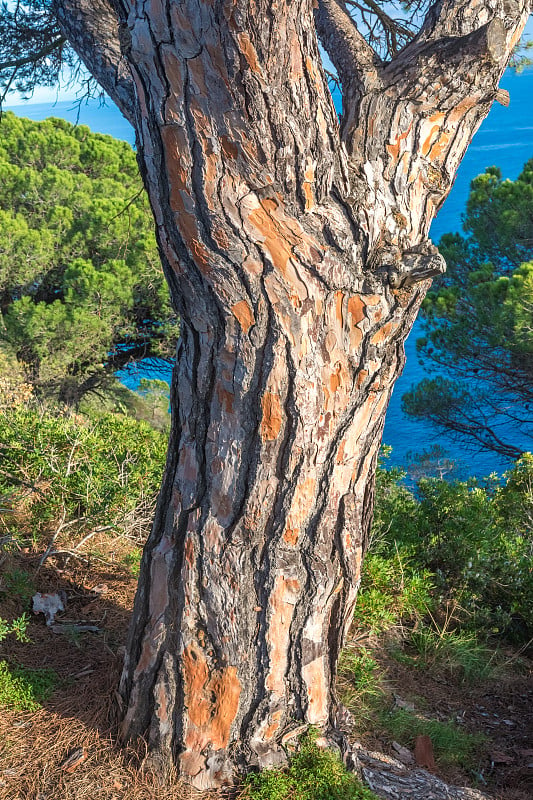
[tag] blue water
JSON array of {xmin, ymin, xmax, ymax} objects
[{"xmin": 6, "ymin": 67, "xmax": 533, "ymax": 477}]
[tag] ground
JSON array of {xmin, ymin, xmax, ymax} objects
[{"xmin": 0, "ymin": 541, "xmax": 531, "ymax": 800}]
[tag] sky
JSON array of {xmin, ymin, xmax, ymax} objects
[{"xmin": 7, "ymin": 13, "xmax": 533, "ymax": 107}]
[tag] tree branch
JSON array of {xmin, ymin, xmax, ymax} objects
[
  {"xmin": 51, "ymin": 0, "xmax": 137, "ymax": 126},
  {"xmin": 389, "ymin": 0, "xmax": 532, "ymax": 78},
  {"xmin": 314, "ymin": 0, "xmax": 382, "ymax": 97},
  {"xmin": 0, "ymin": 36, "xmax": 66, "ymax": 72}
]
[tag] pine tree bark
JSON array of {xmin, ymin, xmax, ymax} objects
[{"xmin": 52, "ymin": 0, "xmax": 531, "ymax": 789}]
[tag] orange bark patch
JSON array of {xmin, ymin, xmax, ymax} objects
[
  {"xmin": 302, "ymin": 656, "xmax": 327, "ymax": 724},
  {"xmin": 160, "ymin": 125, "xmax": 189, "ymax": 199},
  {"xmin": 370, "ymin": 319, "xmax": 398, "ymax": 345},
  {"xmin": 428, "ymin": 130, "xmax": 452, "ymax": 162},
  {"xmin": 190, "ymin": 239, "xmax": 212, "ymax": 275},
  {"xmin": 183, "ymin": 645, "xmax": 211, "ymax": 729},
  {"xmin": 261, "ymin": 392, "xmax": 283, "ymax": 441},
  {"xmin": 220, "ymin": 135, "xmax": 239, "ymax": 160},
  {"xmin": 356, "ymin": 369, "xmax": 368, "ymax": 387},
  {"xmin": 263, "ymin": 709, "xmax": 284, "ymax": 741},
  {"xmin": 303, "ymin": 181, "xmax": 314, "ymax": 212},
  {"xmin": 421, "ymin": 123, "xmax": 440, "ymax": 157},
  {"xmin": 231, "ymin": 300, "xmax": 255, "ymax": 333},
  {"xmin": 209, "ymin": 667, "xmax": 241, "ymax": 748},
  {"xmin": 183, "ymin": 644, "xmax": 241, "ymax": 751},
  {"xmin": 283, "ymin": 527, "xmax": 299, "ymax": 546},
  {"xmin": 329, "ymin": 363, "xmax": 342, "ymax": 393},
  {"xmin": 303, "ymin": 158, "xmax": 315, "ymax": 211},
  {"xmin": 237, "ymin": 32, "xmax": 261, "ymax": 73},
  {"xmin": 335, "ymin": 290, "xmax": 344, "ymax": 326},
  {"xmin": 336, "ymin": 438, "xmax": 346, "ymax": 465},
  {"xmin": 347, "ymin": 295, "xmax": 365, "ymax": 326},
  {"xmin": 305, "ymin": 56, "xmax": 322, "ymax": 92},
  {"xmin": 265, "ymin": 575, "xmax": 301, "ymax": 695},
  {"xmin": 213, "ymin": 226, "xmax": 230, "ymax": 249},
  {"xmin": 386, "ymin": 122, "xmax": 413, "ymax": 161},
  {"xmin": 249, "ymin": 203, "xmax": 295, "ymax": 275}
]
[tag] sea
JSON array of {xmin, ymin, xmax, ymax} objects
[{"xmin": 6, "ymin": 67, "xmax": 533, "ymax": 478}]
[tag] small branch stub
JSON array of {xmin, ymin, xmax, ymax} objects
[
  {"xmin": 388, "ymin": 244, "xmax": 446, "ymax": 288},
  {"xmin": 495, "ymin": 88, "xmax": 510, "ymax": 106}
]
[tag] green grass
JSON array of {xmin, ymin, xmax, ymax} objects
[
  {"xmin": 379, "ymin": 708, "xmax": 486, "ymax": 769},
  {"xmin": 0, "ymin": 660, "xmax": 59, "ymax": 710},
  {"xmin": 337, "ymin": 647, "xmax": 384, "ymax": 724},
  {"xmin": 405, "ymin": 626, "xmax": 497, "ymax": 682},
  {"xmin": 243, "ymin": 731, "xmax": 379, "ymax": 800}
]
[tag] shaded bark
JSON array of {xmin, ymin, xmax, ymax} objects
[{"xmin": 51, "ymin": 0, "xmax": 531, "ymax": 789}]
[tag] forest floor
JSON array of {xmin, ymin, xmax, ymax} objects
[{"xmin": 0, "ymin": 540, "xmax": 531, "ymax": 800}]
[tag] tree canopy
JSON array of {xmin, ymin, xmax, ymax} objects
[
  {"xmin": 403, "ymin": 160, "xmax": 533, "ymax": 460},
  {"xmin": 0, "ymin": 111, "xmax": 177, "ymax": 403}
]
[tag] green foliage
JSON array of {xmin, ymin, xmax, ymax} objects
[
  {"xmin": 243, "ymin": 731, "xmax": 378, "ymax": 800},
  {"xmin": 369, "ymin": 453, "xmax": 533, "ymax": 642},
  {"xmin": 0, "ymin": 404, "xmax": 166, "ymax": 545},
  {"xmin": 0, "ymin": 660, "xmax": 58, "ymax": 711},
  {"xmin": 403, "ymin": 159, "xmax": 533, "ymax": 458},
  {"xmin": 0, "ymin": 614, "xmax": 30, "ymax": 643},
  {"xmin": 122, "ymin": 548, "xmax": 142, "ymax": 577},
  {"xmin": 353, "ymin": 554, "xmax": 433, "ymax": 633},
  {"xmin": 337, "ymin": 647, "xmax": 384, "ymax": 723},
  {"xmin": 0, "ymin": 568, "xmax": 34, "ymax": 602},
  {"xmin": 378, "ymin": 709, "xmax": 485, "ymax": 769},
  {"xmin": 0, "ymin": 112, "xmax": 178, "ymax": 404}
]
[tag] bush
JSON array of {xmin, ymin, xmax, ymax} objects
[
  {"xmin": 354, "ymin": 553, "xmax": 433, "ymax": 633},
  {"xmin": 0, "ymin": 406, "xmax": 166, "ymax": 548},
  {"xmin": 243, "ymin": 731, "xmax": 378, "ymax": 800},
  {"xmin": 367, "ymin": 452, "xmax": 533, "ymax": 642}
]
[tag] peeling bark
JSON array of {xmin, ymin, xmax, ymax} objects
[{"xmin": 51, "ymin": 0, "xmax": 531, "ymax": 789}]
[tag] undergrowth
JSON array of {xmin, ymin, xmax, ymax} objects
[
  {"xmin": 404, "ymin": 625, "xmax": 497, "ymax": 682},
  {"xmin": 0, "ymin": 660, "xmax": 58, "ymax": 711},
  {"xmin": 242, "ymin": 731, "xmax": 379, "ymax": 800},
  {"xmin": 378, "ymin": 708, "xmax": 486, "ymax": 769}
]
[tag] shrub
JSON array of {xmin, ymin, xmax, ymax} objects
[
  {"xmin": 353, "ymin": 553, "xmax": 433, "ymax": 633},
  {"xmin": 0, "ymin": 406, "xmax": 166, "ymax": 549},
  {"xmin": 243, "ymin": 731, "xmax": 378, "ymax": 800}
]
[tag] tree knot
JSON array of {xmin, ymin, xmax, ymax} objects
[{"xmin": 388, "ymin": 242, "xmax": 446, "ymax": 288}]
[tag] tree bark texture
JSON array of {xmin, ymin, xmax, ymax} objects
[{"xmin": 53, "ymin": 0, "xmax": 531, "ymax": 789}]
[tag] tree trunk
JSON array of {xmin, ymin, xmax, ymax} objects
[
  {"xmin": 51, "ymin": 0, "xmax": 531, "ymax": 789},
  {"xmin": 118, "ymin": 273, "xmax": 423, "ymax": 787}
]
